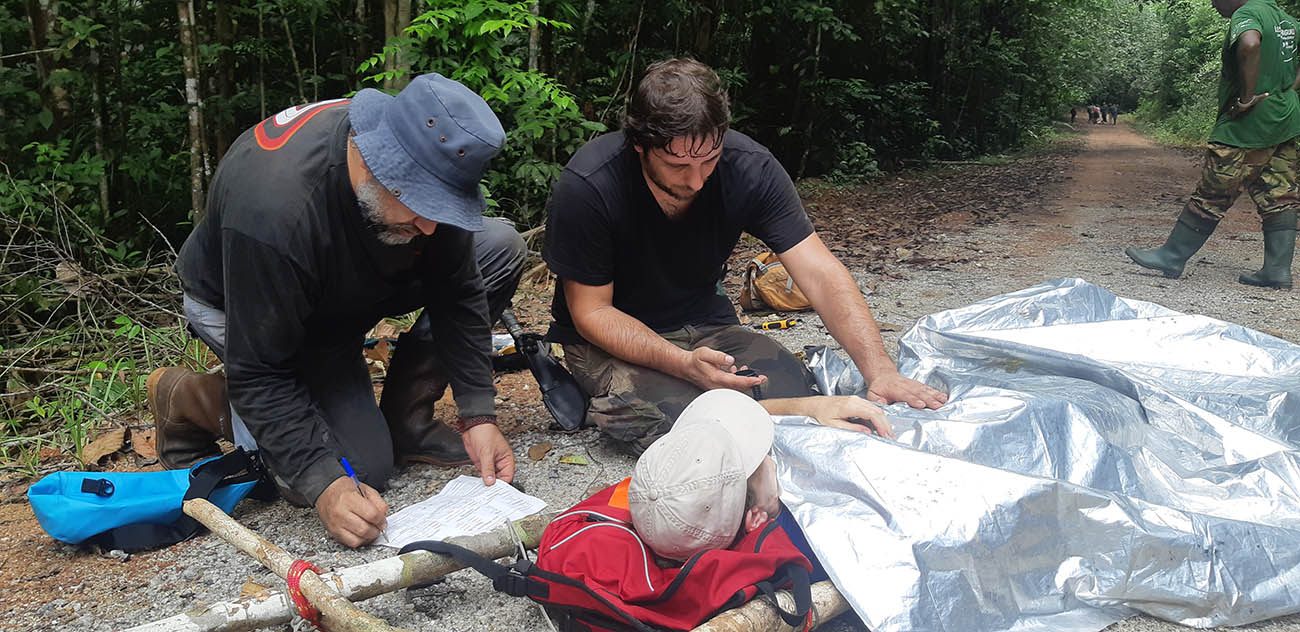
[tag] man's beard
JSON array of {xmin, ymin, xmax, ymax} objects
[
  {"xmin": 357, "ymin": 179, "xmax": 421, "ymax": 245},
  {"xmin": 642, "ymin": 158, "xmax": 699, "ymax": 220}
]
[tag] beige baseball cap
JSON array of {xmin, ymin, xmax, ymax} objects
[{"xmin": 628, "ymin": 389, "xmax": 774, "ymax": 561}]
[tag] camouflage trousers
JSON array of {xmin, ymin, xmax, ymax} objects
[
  {"xmin": 563, "ymin": 324, "xmax": 817, "ymax": 453},
  {"xmin": 1186, "ymin": 140, "xmax": 1300, "ymax": 221}
]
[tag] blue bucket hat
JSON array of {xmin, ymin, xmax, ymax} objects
[{"xmin": 350, "ymin": 74, "xmax": 506, "ymax": 232}]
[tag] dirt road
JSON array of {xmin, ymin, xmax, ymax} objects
[
  {"xmin": 773, "ymin": 120, "xmax": 1300, "ymax": 632},
  {"xmin": 3, "ymin": 121, "xmax": 1299, "ymax": 631},
  {"xmin": 841, "ymin": 121, "xmax": 1300, "ymax": 360}
]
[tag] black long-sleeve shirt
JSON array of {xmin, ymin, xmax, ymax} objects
[{"xmin": 176, "ymin": 101, "xmax": 494, "ymax": 503}]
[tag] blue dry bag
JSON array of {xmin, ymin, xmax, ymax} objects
[{"xmin": 27, "ymin": 448, "xmax": 268, "ymax": 551}]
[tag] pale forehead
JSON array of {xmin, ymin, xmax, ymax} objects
[{"xmin": 657, "ymin": 134, "xmax": 724, "ymax": 161}]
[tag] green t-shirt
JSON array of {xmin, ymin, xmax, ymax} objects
[{"xmin": 1210, "ymin": 0, "xmax": 1300, "ymax": 148}]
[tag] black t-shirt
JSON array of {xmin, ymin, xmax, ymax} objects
[
  {"xmin": 543, "ymin": 130, "xmax": 814, "ymax": 345},
  {"xmin": 176, "ymin": 101, "xmax": 494, "ymax": 503}
]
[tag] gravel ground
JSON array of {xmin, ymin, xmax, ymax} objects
[{"xmin": 8, "ymin": 122, "xmax": 1300, "ymax": 632}]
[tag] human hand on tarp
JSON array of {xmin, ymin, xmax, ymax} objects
[
  {"xmin": 865, "ymin": 371, "xmax": 947, "ymax": 410},
  {"xmin": 802, "ymin": 395, "xmax": 895, "ymax": 439}
]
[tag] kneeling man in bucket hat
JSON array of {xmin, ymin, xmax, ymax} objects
[{"xmin": 149, "ymin": 74, "xmax": 526, "ymax": 546}]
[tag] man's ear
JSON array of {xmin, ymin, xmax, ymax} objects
[{"xmin": 743, "ymin": 507, "xmax": 769, "ymax": 533}]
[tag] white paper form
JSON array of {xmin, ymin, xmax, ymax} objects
[{"xmin": 376, "ymin": 475, "xmax": 546, "ymax": 549}]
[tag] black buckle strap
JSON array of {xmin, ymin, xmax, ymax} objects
[
  {"xmin": 754, "ymin": 563, "xmax": 813, "ymax": 628},
  {"xmin": 81, "ymin": 478, "xmax": 115, "ymax": 497},
  {"xmin": 494, "ymin": 570, "xmax": 548, "ymax": 598},
  {"xmin": 84, "ymin": 448, "xmax": 266, "ymax": 552},
  {"xmin": 400, "ymin": 540, "xmax": 550, "ymax": 599}
]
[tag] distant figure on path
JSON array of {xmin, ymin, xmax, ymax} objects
[
  {"xmin": 1125, "ymin": 0, "xmax": 1300, "ymax": 289},
  {"xmin": 1071, "ymin": 106, "xmax": 1078, "ymax": 124}
]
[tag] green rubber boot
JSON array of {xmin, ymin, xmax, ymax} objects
[
  {"xmin": 1239, "ymin": 210, "xmax": 1296, "ymax": 289},
  {"xmin": 1125, "ymin": 210, "xmax": 1219, "ymax": 279}
]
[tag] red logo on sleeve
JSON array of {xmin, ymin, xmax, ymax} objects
[{"xmin": 254, "ymin": 99, "xmax": 349, "ymax": 151}]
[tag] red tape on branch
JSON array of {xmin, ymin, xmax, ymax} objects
[{"xmin": 287, "ymin": 559, "xmax": 325, "ymax": 627}]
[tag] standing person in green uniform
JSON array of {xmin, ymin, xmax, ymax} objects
[{"xmin": 1126, "ymin": 0, "xmax": 1300, "ymax": 289}]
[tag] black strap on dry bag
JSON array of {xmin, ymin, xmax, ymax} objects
[{"xmin": 86, "ymin": 448, "xmax": 269, "ymax": 552}]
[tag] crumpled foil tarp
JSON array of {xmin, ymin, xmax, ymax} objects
[{"xmin": 776, "ymin": 278, "xmax": 1300, "ymax": 632}]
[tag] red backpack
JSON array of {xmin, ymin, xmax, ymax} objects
[{"xmin": 402, "ymin": 478, "xmax": 813, "ymax": 632}]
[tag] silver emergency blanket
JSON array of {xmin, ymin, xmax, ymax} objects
[{"xmin": 775, "ymin": 278, "xmax": 1300, "ymax": 632}]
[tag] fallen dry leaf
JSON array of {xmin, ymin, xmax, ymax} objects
[
  {"xmin": 130, "ymin": 428, "xmax": 158, "ymax": 460},
  {"xmin": 240, "ymin": 580, "xmax": 268, "ymax": 596},
  {"xmin": 363, "ymin": 338, "xmax": 391, "ymax": 366},
  {"xmin": 370, "ymin": 320, "xmax": 402, "ymax": 340},
  {"xmin": 528, "ymin": 442, "xmax": 553, "ymax": 462},
  {"xmin": 558, "ymin": 454, "xmax": 588, "ymax": 466},
  {"xmin": 81, "ymin": 428, "xmax": 127, "ymax": 465}
]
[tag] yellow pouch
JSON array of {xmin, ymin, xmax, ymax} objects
[{"xmin": 739, "ymin": 252, "xmax": 812, "ymax": 312}]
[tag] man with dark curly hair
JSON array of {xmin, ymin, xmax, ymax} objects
[{"xmin": 542, "ymin": 58, "xmax": 947, "ymax": 452}]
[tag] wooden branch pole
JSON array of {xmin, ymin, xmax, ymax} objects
[
  {"xmin": 691, "ymin": 580, "xmax": 851, "ymax": 632},
  {"xmin": 180, "ymin": 498, "xmax": 405, "ymax": 632},
  {"xmin": 524, "ymin": 261, "xmax": 551, "ymax": 284},
  {"xmin": 126, "ymin": 510, "xmax": 555, "ymax": 632}
]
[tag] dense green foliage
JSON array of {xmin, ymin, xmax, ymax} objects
[
  {"xmin": 1135, "ymin": 0, "xmax": 1300, "ymax": 144},
  {"xmin": 2, "ymin": 0, "xmax": 1285, "ymax": 467},
  {"xmin": 4, "ymin": 0, "xmax": 1176, "ymax": 247}
]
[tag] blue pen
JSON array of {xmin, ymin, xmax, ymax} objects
[{"xmin": 341, "ymin": 457, "xmax": 388, "ymax": 541}]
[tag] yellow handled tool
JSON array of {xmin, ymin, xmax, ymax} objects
[{"xmin": 754, "ymin": 318, "xmax": 800, "ymax": 330}]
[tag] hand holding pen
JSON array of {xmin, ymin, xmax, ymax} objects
[
  {"xmin": 341, "ymin": 457, "xmax": 389, "ymax": 542},
  {"xmin": 315, "ymin": 459, "xmax": 390, "ymax": 548}
]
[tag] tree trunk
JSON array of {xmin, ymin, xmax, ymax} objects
[
  {"xmin": 355, "ymin": 0, "xmax": 369, "ymax": 74},
  {"xmin": 528, "ymin": 1, "xmax": 540, "ymax": 72},
  {"xmin": 690, "ymin": 0, "xmax": 724, "ymax": 61},
  {"xmin": 25, "ymin": 0, "xmax": 67, "ymax": 133},
  {"xmin": 258, "ymin": 3, "xmax": 265, "ymax": 119},
  {"xmin": 177, "ymin": 0, "xmax": 205, "ymax": 222},
  {"xmin": 281, "ymin": 7, "xmax": 308, "ymax": 103},
  {"xmin": 797, "ymin": 22, "xmax": 823, "ymax": 179},
  {"xmin": 90, "ymin": 44, "xmax": 110, "ymax": 222},
  {"xmin": 566, "ymin": 0, "xmax": 597, "ymax": 86},
  {"xmin": 382, "ymin": 0, "xmax": 412, "ymax": 90},
  {"xmin": 311, "ymin": 13, "xmax": 319, "ymax": 101},
  {"xmin": 213, "ymin": 0, "xmax": 235, "ymax": 159},
  {"xmin": 187, "ymin": 0, "xmax": 212, "ymax": 183}
]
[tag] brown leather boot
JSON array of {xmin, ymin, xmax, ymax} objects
[
  {"xmin": 148, "ymin": 367, "xmax": 233, "ymax": 470},
  {"xmin": 380, "ymin": 338, "xmax": 472, "ymax": 466}
]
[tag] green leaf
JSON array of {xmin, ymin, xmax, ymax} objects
[{"xmin": 38, "ymin": 109, "xmax": 53, "ymax": 130}]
